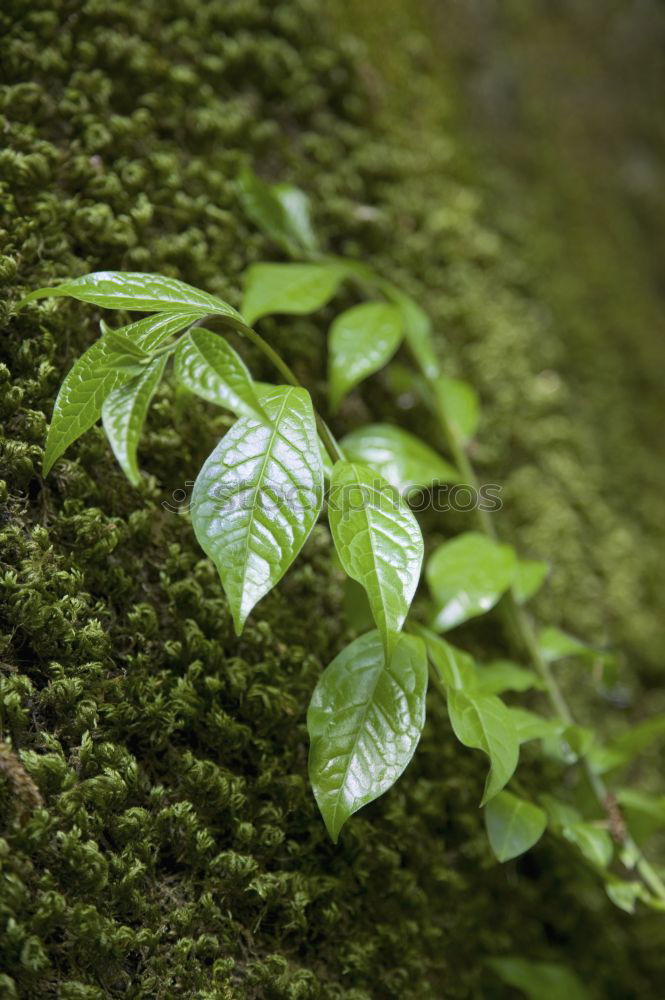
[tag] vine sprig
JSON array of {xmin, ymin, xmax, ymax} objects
[{"xmin": 16, "ymin": 166, "xmax": 665, "ymax": 914}]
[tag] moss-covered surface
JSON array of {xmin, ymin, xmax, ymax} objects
[{"xmin": 1, "ymin": 1, "xmax": 664, "ymax": 996}]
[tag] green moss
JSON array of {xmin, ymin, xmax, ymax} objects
[{"xmin": 1, "ymin": 0, "xmax": 665, "ymax": 996}]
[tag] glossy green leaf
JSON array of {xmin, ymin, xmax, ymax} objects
[
  {"xmin": 513, "ymin": 559, "xmax": 549, "ymax": 604},
  {"xmin": 174, "ymin": 328, "xmax": 265, "ymax": 419},
  {"xmin": 476, "ymin": 660, "xmax": 544, "ymax": 696},
  {"xmin": 485, "ymin": 791, "xmax": 547, "ymax": 862},
  {"xmin": 487, "ymin": 957, "xmax": 590, "ymax": 1000},
  {"xmin": 414, "ymin": 625, "xmax": 477, "ymax": 693},
  {"xmin": 308, "ymin": 630, "xmax": 428, "ymax": 842},
  {"xmin": 328, "ymin": 302, "xmax": 403, "ymax": 411},
  {"xmin": 384, "ymin": 286, "xmax": 440, "ymax": 379},
  {"xmin": 434, "ymin": 375, "xmax": 479, "ymax": 445},
  {"xmin": 427, "ymin": 532, "xmax": 517, "ymax": 631},
  {"xmin": 191, "ymin": 386, "xmax": 323, "ymax": 633},
  {"xmin": 562, "ymin": 822, "xmax": 613, "ymax": 868},
  {"xmin": 101, "ymin": 354, "xmax": 168, "ymax": 486},
  {"xmin": 103, "ymin": 329, "xmax": 151, "ymax": 359},
  {"xmin": 447, "ymin": 689, "xmax": 520, "ymax": 804},
  {"xmin": 328, "ymin": 461, "xmax": 423, "ymax": 654},
  {"xmin": 21, "ymin": 271, "xmax": 244, "ymax": 327},
  {"xmin": 42, "ymin": 311, "xmax": 197, "ymax": 475},
  {"xmin": 238, "ymin": 168, "xmax": 318, "ymax": 254},
  {"xmin": 241, "ymin": 262, "xmax": 348, "ymax": 326},
  {"xmin": 339, "ymin": 423, "xmax": 457, "ymax": 495}
]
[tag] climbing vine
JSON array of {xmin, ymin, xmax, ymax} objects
[{"xmin": 18, "ymin": 167, "xmax": 665, "ymax": 918}]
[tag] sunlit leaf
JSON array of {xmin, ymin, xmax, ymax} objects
[
  {"xmin": 101, "ymin": 354, "xmax": 168, "ymax": 486},
  {"xmin": 21, "ymin": 271, "xmax": 244, "ymax": 327},
  {"xmin": 241, "ymin": 261, "xmax": 348, "ymax": 325},
  {"xmin": 513, "ymin": 559, "xmax": 549, "ymax": 604},
  {"xmin": 340, "ymin": 423, "xmax": 457, "ymax": 495},
  {"xmin": 487, "ymin": 957, "xmax": 590, "ymax": 1000},
  {"xmin": 42, "ymin": 311, "xmax": 197, "ymax": 475},
  {"xmin": 485, "ymin": 791, "xmax": 547, "ymax": 862},
  {"xmin": 191, "ymin": 386, "xmax": 323, "ymax": 633},
  {"xmin": 434, "ymin": 375, "xmax": 479, "ymax": 445},
  {"xmin": 328, "ymin": 460, "xmax": 423, "ymax": 655},
  {"xmin": 174, "ymin": 328, "xmax": 265, "ymax": 419},
  {"xmin": 328, "ymin": 302, "xmax": 403, "ymax": 411},
  {"xmin": 447, "ymin": 689, "xmax": 520, "ymax": 804},
  {"xmin": 308, "ymin": 630, "xmax": 428, "ymax": 842},
  {"xmin": 427, "ymin": 532, "xmax": 516, "ymax": 631}
]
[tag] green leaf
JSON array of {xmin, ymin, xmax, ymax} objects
[
  {"xmin": 487, "ymin": 957, "xmax": 591, "ymax": 1000},
  {"xmin": 562, "ymin": 822, "xmax": 613, "ymax": 868},
  {"xmin": 383, "ymin": 286, "xmax": 440, "ymax": 379},
  {"xmin": 414, "ymin": 625, "xmax": 477, "ymax": 693},
  {"xmin": 308, "ymin": 630, "xmax": 427, "ymax": 842},
  {"xmin": 605, "ymin": 878, "xmax": 647, "ymax": 914},
  {"xmin": 339, "ymin": 423, "xmax": 457, "ymax": 495},
  {"xmin": 102, "ymin": 329, "xmax": 151, "ymax": 359},
  {"xmin": 241, "ymin": 262, "xmax": 347, "ymax": 326},
  {"xmin": 273, "ymin": 183, "xmax": 318, "ymax": 253},
  {"xmin": 174, "ymin": 328, "xmax": 265, "ymax": 419},
  {"xmin": 506, "ymin": 707, "xmax": 563, "ymax": 745},
  {"xmin": 434, "ymin": 375, "xmax": 479, "ymax": 445},
  {"xmin": 427, "ymin": 532, "xmax": 517, "ymax": 631},
  {"xmin": 616, "ymin": 789, "xmax": 665, "ymax": 828},
  {"xmin": 476, "ymin": 660, "xmax": 544, "ymax": 695},
  {"xmin": 513, "ymin": 559, "xmax": 549, "ymax": 604},
  {"xmin": 328, "ymin": 302, "xmax": 403, "ymax": 411},
  {"xmin": 191, "ymin": 386, "xmax": 323, "ymax": 633},
  {"xmin": 42, "ymin": 311, "xmax": 197, "ymax": 475},
  {"xmin": 590, "ymin": 713, "xmax": 665, "ymax": 774},
  {"xmin": 485, "ymin": 791, "xmax": 547, "ymax": 862},
  {"xmin": 328, "ymin": 461, "xmax": 423, "ymax": 655},
  {"xmin": 238, "ymin": 168, "xmax": 318, "ymax": 254},
  {"xmin": 537, "ymin": 627, "xmax": 616, "ymax": 678},
  {"xmin": 447, "ymin": 689, "xmax": 520, "ymax": 804},
  {"xmin": 101, "ymin": 354, "xmax": 168, "ymax": 486},
  {"xmin": 21, "ymin": 271, "xmax": 244, "ymax": 327}
]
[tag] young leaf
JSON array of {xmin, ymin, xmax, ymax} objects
[
  {"xmin": 328, "ymin": 302, "xmax": 403, "ymax": 411},
  {"xmin": 174, "ymin": 328, "xmax": 265, "ymax": 419},
  {"xmin": 273, "ymin": 183, "xmax": 318, "ymax": 253},
  {"xmin": 506, "ymin": 707, "xmax": 563, "ymax": 745},
  {"xmin": 191, "ymin": 386, "xmax": 323, "ymax": 633},
  {"xmin": 308, "ymin": 630, "xmax": 428, "ymax": 842},
  {"xmin": 447, "ymin": 689, "xmax": 520, "ymax": 804},
  {"xmin": 21, "ymin": 271, "xmax": 244, "ymax": 328},
  {"xmin": 487, "ymin": 957, "xmax": 591, "ymax": 1000},
  {"xmin": 238, "ymin": 168, "xmax": 318, "ymax": 254},
  {"xmin": 101, "ymin": 354, "xmax": 168, "ymax": 486},
  {"xmin": 328, "ymin": 460, "xmax": 423, "ymax": 654},
  {"xmin": 241, "ymin": 262, "xmax": 348, "ymax": 325},
  {"xmin": 484, "ymin": 791, "xmax": 547, "ymax": 862},
  {"xmin": 562, "ymin": 823, "xmax": 613, "ymax": 868},
  {"xmin": 427, "ymin": 532, "xmax": 516, "ymax": 631},
  {"xmin": 434, "ymin": 375, "xmax": 479, "ymax": 445},
  {"xmin": 605, "ymin": 879, "xmax": 647, "ymax": 914},
  {"xmin": 103, "ymin": 329, "xmax": 151, "ymax": 359},
  {"xmin": 383, "ymin": 286, "xmax": 440, "ymax": 379},
  {"xmin": 339, "ymin": 424, "xmax": 457, "ymax": 496},
  {"xmin": 513, "ymin": 559, "xmax": 550, "ymax": 604},
  {"xmin": 414, "ymin": 625, "xmax": 477, "ymax": 693},
  {"xmin": 42, "ymin": 311, "xmax": 197, "ymax": 475},
  {"xmin": 476, "ymin": 660, "xmax": 544, "ymax": 696}
]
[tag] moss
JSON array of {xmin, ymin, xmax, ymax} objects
[{"xmin": 1, "ymin": 0, "xmax": 664, "ymax": 996}]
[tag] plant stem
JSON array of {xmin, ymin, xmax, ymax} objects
[{"xmin": 427, "ymin": 370, "xmax": 665, "ymax": 902}]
